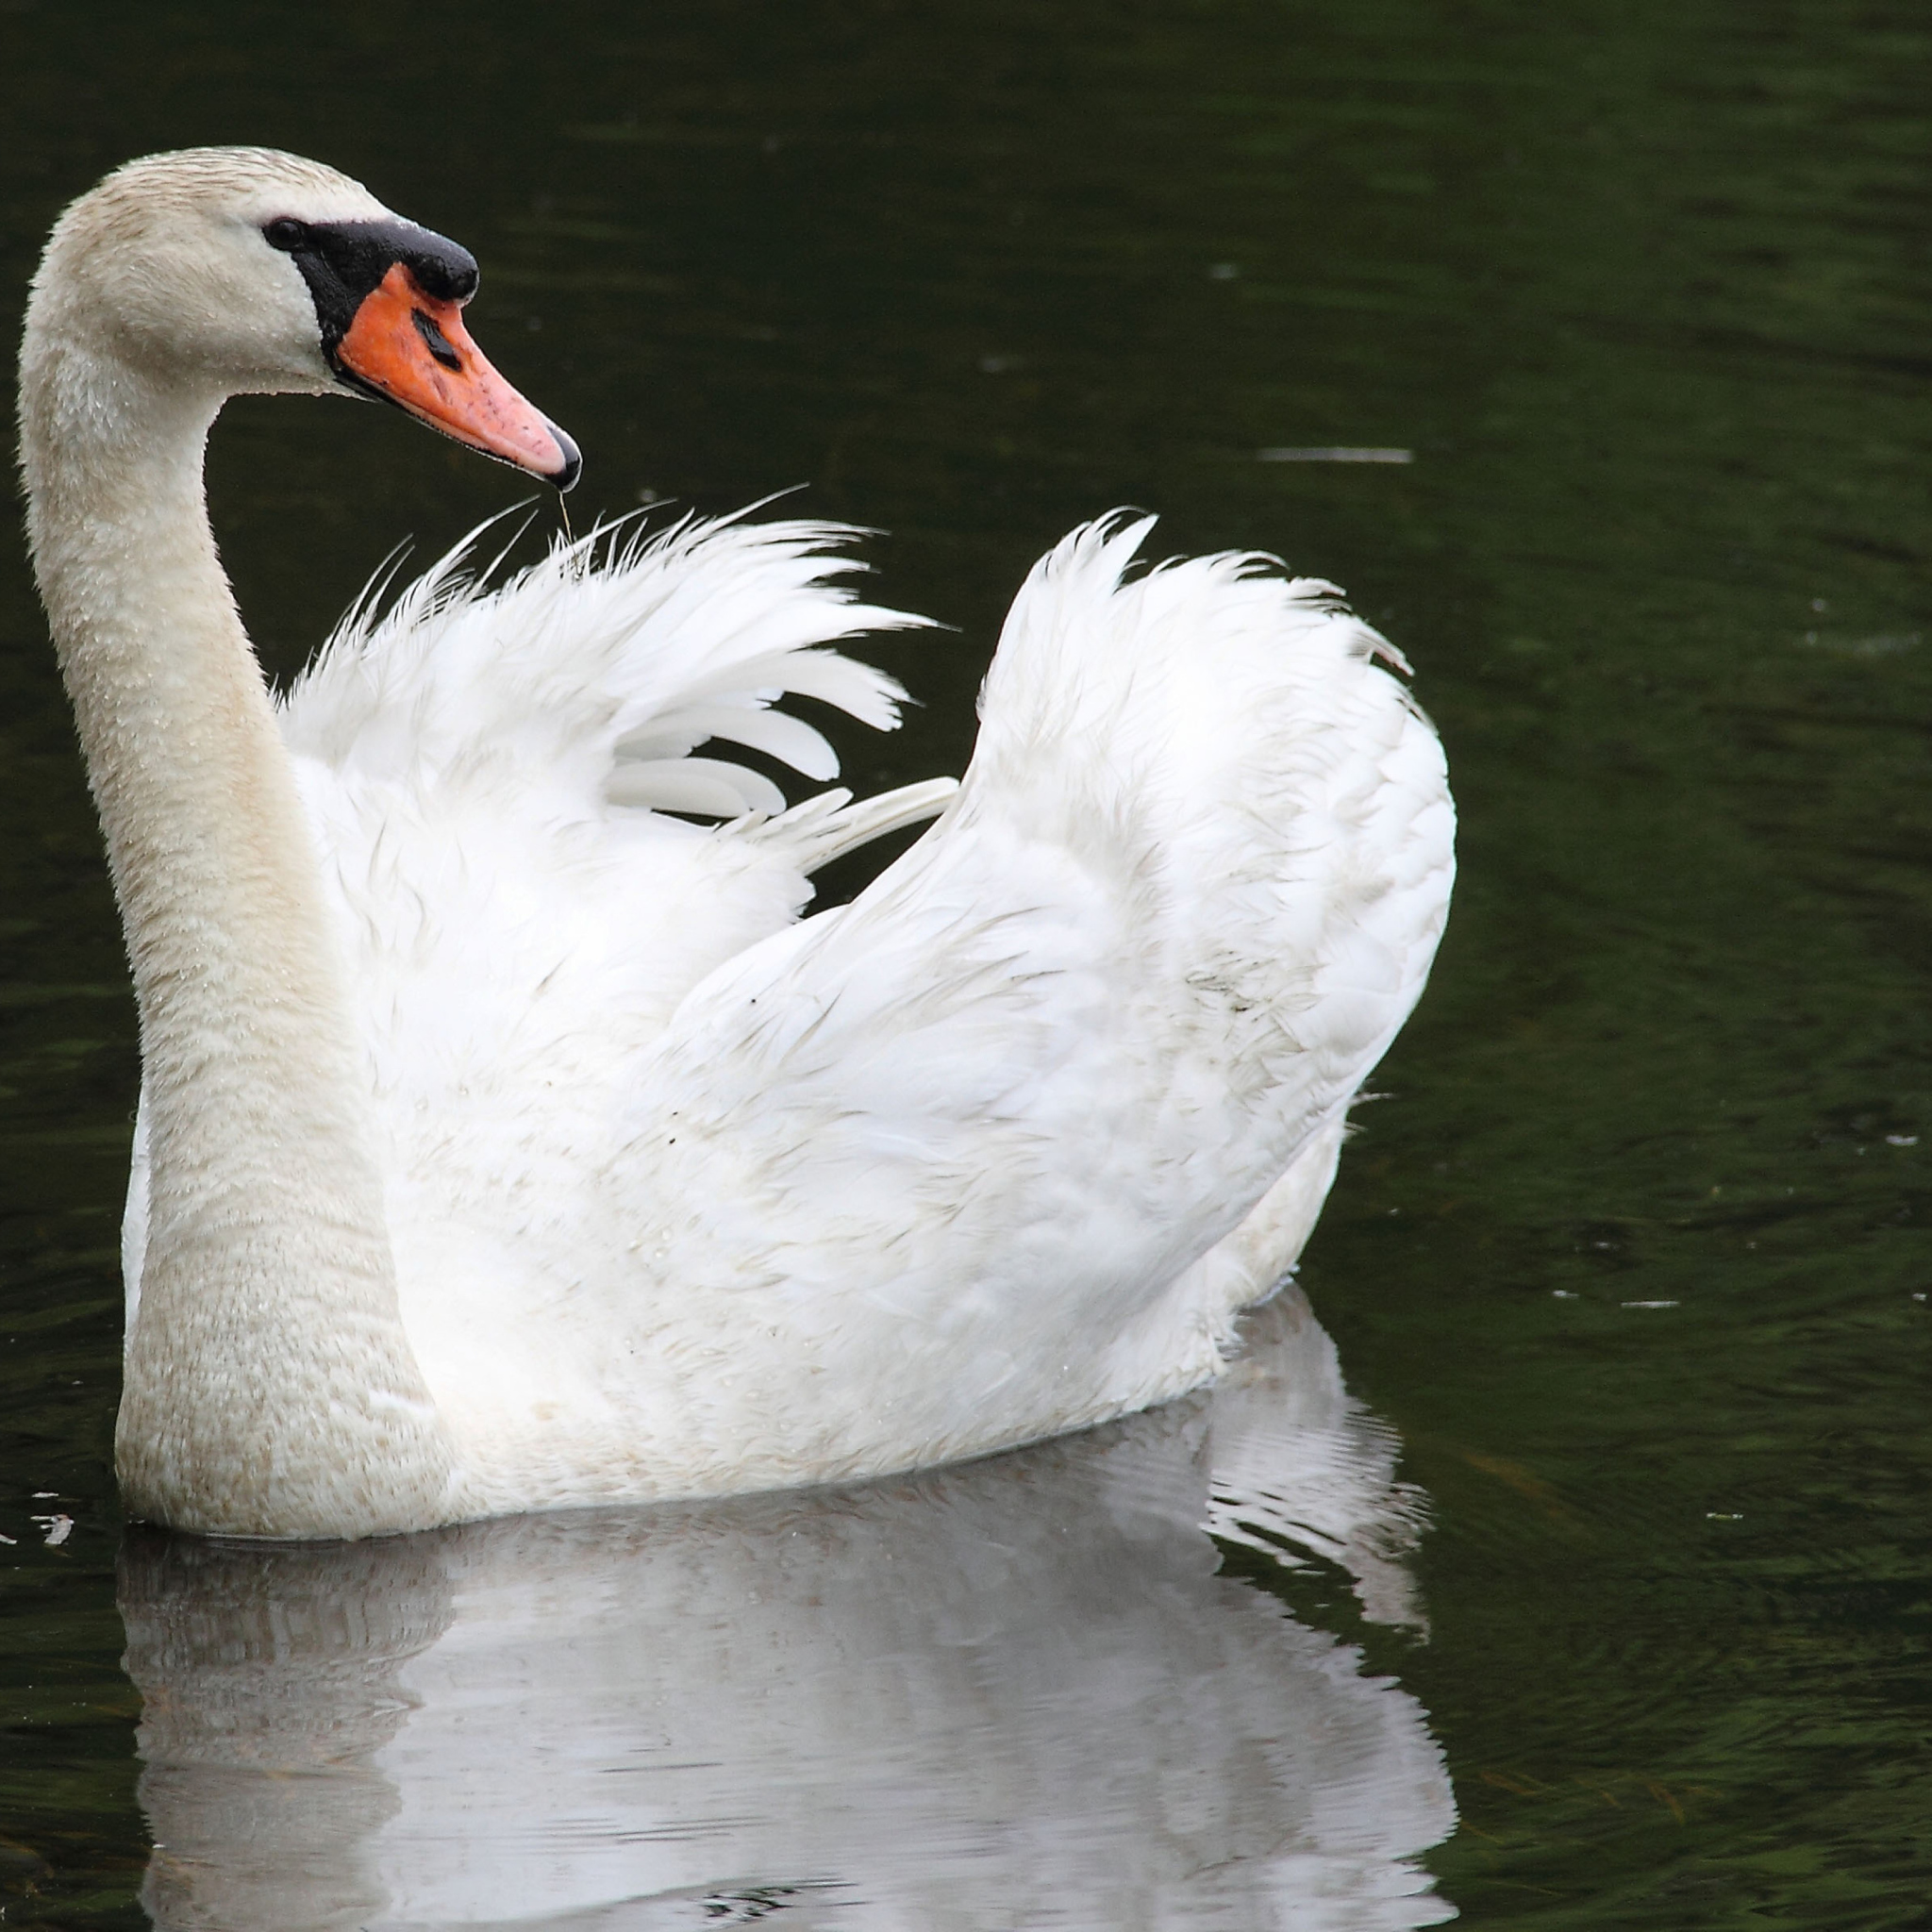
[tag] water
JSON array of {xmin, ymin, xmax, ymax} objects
[
  {"xmin": 114, "ymin": 1299, "xmax": 1455, "ymax": 1929},
  {"xmin": 2, "ymin": 1, "xmax": 1928, "ymax": 1924}
]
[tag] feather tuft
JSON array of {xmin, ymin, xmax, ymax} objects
[{"xmin": 281, "ymin": 508, "xmax": 936, "ymax": 823}]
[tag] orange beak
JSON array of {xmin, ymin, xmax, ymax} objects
[{"xmin": 335, "ymin": 264, "xmax": 580, "ymax": 488}]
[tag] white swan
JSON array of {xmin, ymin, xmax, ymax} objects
[{"xmin": 19, "ymin": 147, "xmax": 1454, "ymax": 1540}]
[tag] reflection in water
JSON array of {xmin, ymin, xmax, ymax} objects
[{"xmin": 120, "ymin": 1291, "xmax": 1453, "ymax": 1930}]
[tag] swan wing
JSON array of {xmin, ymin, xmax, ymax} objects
[
  {"xmin": 279, "ymin": 509, "xmax": 929, "ymax": 809},
  {"xmin": 596, "ymin": 516, "xmax": 1454, "ymax": 1489},
  {"xmin": 274, "ymin": 510, "xmax": 951, "ymax": 1089}
]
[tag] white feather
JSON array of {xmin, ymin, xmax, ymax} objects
[{"xmin": 266, "ymin": 510, "xmax": 1453, "ymax": 1519}]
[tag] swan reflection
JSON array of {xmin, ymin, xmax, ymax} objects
[{"xmin": 122, "ymin": 1291, "xmax": 1454, "ymax": 1929}]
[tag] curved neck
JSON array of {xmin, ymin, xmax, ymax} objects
[{"xmin": 20, "ymin": 330, "xmax": 454, "ymax": 1537}]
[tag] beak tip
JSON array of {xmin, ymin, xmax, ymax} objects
[{"xmin": 548, "ymin": 424, "xmax": 583, "ymax": 493}]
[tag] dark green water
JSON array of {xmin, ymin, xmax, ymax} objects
[{"xmin": 3, "ymin": 1, "xmax": 1928, "ymax": 1924}]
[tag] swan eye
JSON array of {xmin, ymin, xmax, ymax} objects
[{"xmin": 263, "ymin": 217, "xmax": 309, "ymax": 252}]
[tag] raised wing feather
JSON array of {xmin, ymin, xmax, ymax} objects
[
  {"xmin": 226, "ymin": 510, "xmax": 1451, "ymax": 1515},
  {"xmin": 262, "ymin": 515, "xmax": 954, "ymax": 1312},
  {"xmin": 276, "ymin": 512, "xmax": 953, "ymax": 1045},
  {"xmin": 280, "ymin": 508, "xmax": 930, "ymax": 816},
  {"xmin": 576, "ymin": 516, "xmax": 1454, "ymax": 1494}
]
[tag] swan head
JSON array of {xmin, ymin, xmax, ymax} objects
[{"xmin": 24, "ymin": 146, "xmax": 578, "ymax": 487}]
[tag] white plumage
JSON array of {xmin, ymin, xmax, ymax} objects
[
  {"xmin": 27, "ymin": 148, "xmax": 1454, "ymax": 1537},
  {"xmin": 295, "ymin": 508, "xmax": 1450, "ymax": 1516}
]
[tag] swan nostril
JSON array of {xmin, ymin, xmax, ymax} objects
[{"xmin": 410, "ymin": 308, "xmax": 463, "ymax": 371}]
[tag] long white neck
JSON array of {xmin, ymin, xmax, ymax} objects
[{"xmin": 20, "ymin": 325, "xmax": 455, "ymax": 1537}]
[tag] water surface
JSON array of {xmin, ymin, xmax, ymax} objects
[
  {"xmin": 122, "ymin": 1298, "xmax": 1451, "ymax": 1930},
  {"xmin": 2, "ymin": 2, "xmax": 1928, "ymax": 1924}
]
